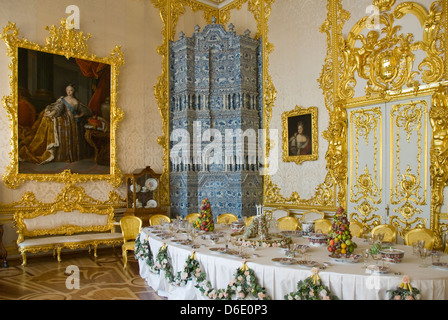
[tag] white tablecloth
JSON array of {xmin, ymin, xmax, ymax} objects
[{"xmin": 138, "ymin": 226, "xmax": 448, "ymax": 300}]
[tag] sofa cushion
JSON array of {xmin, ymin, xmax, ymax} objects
[{"xmin": 18, "ymin": 232, "xmax": 123, "ymax": 248}]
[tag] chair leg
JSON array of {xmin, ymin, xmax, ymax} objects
[
  {"xmin": 122, "ymin": 247, "xmax": 128, "ymax": 269},
  {"xmin": 57, "ymin": 247, "xmax": 62, "ymax": 262},
  {"xmin": 21, "ymin": 251, "xmax": 27, "ymax": 266}
]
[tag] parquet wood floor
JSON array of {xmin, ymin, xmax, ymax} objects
[{"xmin": 0, "ymin": 248, "xmax": 165, "ymax": 300}]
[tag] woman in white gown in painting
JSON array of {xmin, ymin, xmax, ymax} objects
[{"xmin": 19, "ymin": 84, "xmax": 93, "ymax": 164}]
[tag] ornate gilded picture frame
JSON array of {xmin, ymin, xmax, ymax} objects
[
  {"xmin": 282, "ymin": 106, "xmax": 318, "ymax": 165},
  {"xmin": 1, "ymin": 19, "xmax": 124, "ymax": 188}
]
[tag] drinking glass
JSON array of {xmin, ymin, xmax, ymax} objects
[
  {"xmin": 419, "ymin": 248, "xmax": 431, "ymax": 268},
  {"xmin": 412, "ymin": 242, "xmax": 419, "ymax": 256},
  {"xmin": 371, "ymin": 252, "xmax": 382, "ymax": 266},
  {"xmin": 363, "ymin": 249, "xmax": 370, "ymax": 269},
  {"xmin": 432, "ymin": 251, "xmax": 441, "ymax": 264},
  {"xmin": 417, "ymin": 240, "xmax": 426, "ymax": 250},
  {"xmin": 298, "ymin": 246, "xmax": 307, "ymax": 260}
]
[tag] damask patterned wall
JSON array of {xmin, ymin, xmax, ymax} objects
[{"xmin": 169, "ymin": 20, "xmax": 262, "ymax": 218}]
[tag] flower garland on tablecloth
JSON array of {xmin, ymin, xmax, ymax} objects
[
  {"xmin": 284, "ymin": 267, "xmax": 338, "ymax": 300},
  {"xmin": 173, "ymin": 250, "xmax": 205, "ymax": 286},
  {"xmin": 135, "ymin": 233, "xmax": 270, "ymax": 300},
  {"xmin": 387, "ymin": 275, "xmax": 422, "ymax": 300},
  {"xmin": 195, "ymin": 259, "xmax": 270, "ymax": 300},
  {"xmin": 134, "ymin": 235, "xmax": 156, "ymax": 270},
  {"xmin": 154, "ymin": 243, "xmax": 175, "ymax": 283}
]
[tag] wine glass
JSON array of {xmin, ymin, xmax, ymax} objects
[
  {"xmin": 371, "ymin": 252, "xmax": 382, "ymax": 266},
  {"xmin": 418, "ymin": 248, "xmax": 431, "ymax": 268},
  {"xmin": 363, "ymin": 249, "xmax": 370, "ymax": 269},
  {"xmin": 417, "ymin": 240, "xmax": 426, "ymax": 250},
  {"xmin": 190, "ymin": 228, "xmax": 199, "ymax": 246},
  {"xmin": 297, "ymin": 246, "xmax": 307, "ymax": 260},
  {"xmin": 224, "ymin": 233, "xmax": 231, "ymax": 249}
]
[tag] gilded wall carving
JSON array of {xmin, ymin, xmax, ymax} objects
[{"xmin": 323, "ymin": 0, "xmax": 448, "ymax": 248}]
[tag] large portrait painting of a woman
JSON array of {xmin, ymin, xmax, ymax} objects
[
  {"xmin": 282, "ymin": 106, "xmax": 318, "ymax": 165},
  {"xmin": 17, "ymin": 48, "xmax": 111, "ymax": 175}
]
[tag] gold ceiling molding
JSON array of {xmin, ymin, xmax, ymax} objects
[{"xmin": 0, "ymin": 19, "xmax": 124, "ymax": 188}]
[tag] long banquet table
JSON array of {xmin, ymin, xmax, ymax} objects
[{"xmin": 137, "ymin": 225, "xmax": 448, "ymax": 300}]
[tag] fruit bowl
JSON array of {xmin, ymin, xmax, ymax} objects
[
  {"xmin": 308, "ymin": 232, "xmax": 329, "ymax": 247},
  {"xmin": 380, "ymin": 248, "xmax": 404, "ymax": 263}
]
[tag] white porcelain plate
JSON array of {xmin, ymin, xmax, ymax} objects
[
  {"xmin": 432, "ymin": 262, "xmax": 448, "ymax": 271},
  {"xmin": 145, "ymin": 178, "xmax": 158, "ymax": 191},
  {"xmin": 272, "ymin": 257, "xmax": 297, "ymax": 265},
  {"xmin": 146, "ymin": 200, "xmax": 157, "ymax": 208}
]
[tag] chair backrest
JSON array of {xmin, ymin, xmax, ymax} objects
[
  {"xmin": 277, "ymin": 216, "xmax": 299, "ymax": 231},
  {"xmin": 185, "ymin": 213, "xmax": 200, "ymax": 224},
  {"xmin": 405, "ymin": 227, "xmax": 435, "ymax": 250},
  {"xmin": 120, "ymin": 216, "xmax": 142, "ymax": 242},
  {"xmin": 301, "ymin": 209, "xmax": 325, "ymax": 222},
  {"xmin": 270, "ymin": 208, "xmax": 290, "ymax": 220},
  {"xmin": 245, "ymin": 216, "xmax": 255, "ymax": 226},
  {"xmin": 371, "ymin": 224, "xmax": 397, "ymax": 243},
  {"xmin": 217, "ymin": 213, "xmax": 238, "ymax": 224},
  {"xmin": 149, "ymin": 214, "xmax": 171, "ymax": 226},
  {"xmin": 349, "ymin": 220, "xmax": 364, "ymax": 238},
  {"xmin": 314, "ymin": 218, "xmax": 332, "ymax": 234}
]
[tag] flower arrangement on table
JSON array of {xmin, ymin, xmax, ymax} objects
[
  {"xmin": 284, "ymin": 267, "xmax": 338, "ymax": 300},
  {"xmin": 387, "ymin": 275, "xmax": 422, "ymax": 300}
]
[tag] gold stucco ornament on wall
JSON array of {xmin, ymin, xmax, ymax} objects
[{"xmin": 0, "ymin": 19, "xmax": 124, "ymax": 188}]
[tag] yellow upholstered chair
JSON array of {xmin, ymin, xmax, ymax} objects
[
  {"xmin": 245, "ymin": 216, "xmax": 255, "ymax": 226},
  {"xmin": 149, "ymin": 214, "xmax": 171, "ymax": 226},
  {"xmin": 277, "ymin": 216, "xmax": 299, "ymax": 231},
  {"xmin": 185, "ymin": 213, "xmax": 200, "ymax": 224},
  {"xmin": 301, "ymin": 209, "xmax": 325, "ymax": 223},
  {"xmin": 371, "ymin": 224, "xmax": 397, "ymax": 243},
  {"xmin": 349, "ymin": 220, "xmax": 364, "ymax": 238},
  {"xmin": 217, "ymin": 213, "xmax": 238, "ymax": 225},
  {"xmin": 120, "ymin": 216, "xmax": 142, "ymax": 269},
  {"xmin": 404, "ymin": 227, "xmax": 435, "ymax": 250},
  {"xmin": 314, "ymin": 218, "xmax": 332, "ymax": 234}
]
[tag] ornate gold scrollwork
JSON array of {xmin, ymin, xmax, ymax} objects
[
  {"xmin": 429, "ymin": 85, "xmax": 448, "ymax": 249},
  {"xmin": 322, "ymin": 100, "xmax": 348, "ymax": 206},
  {"xmin": 322, "ymin": 0, "xmax": 447, "ymax": 242},
  {"xmin": 339, "ymin": 1, "xmax": 444, "ymax": 100}
]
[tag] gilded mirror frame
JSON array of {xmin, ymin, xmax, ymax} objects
[{"xmin": 1, "ymin": 19, "xmax": 124, "ymax": 188}]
